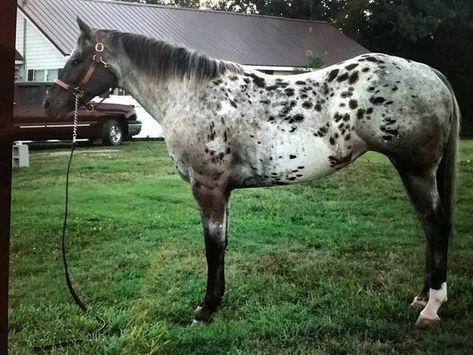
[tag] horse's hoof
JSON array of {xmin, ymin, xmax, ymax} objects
[
  {"xmin": 415, "ymin": 313, "xmax": 440, "ymax": 328},
  {"xmin": 194, "ymin": 305, "xmax": 214, "ymax": 322},
  {"xmin": 410, "ymin": 296, "xmax": 428, "ymax": 308}
]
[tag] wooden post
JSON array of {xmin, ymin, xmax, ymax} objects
[{"xmin": 0, "ymin": 0, "xmax": 17, "ymax": 353}]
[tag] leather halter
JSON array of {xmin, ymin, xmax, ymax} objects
[{"xmin": 54, "ymin": 39, "xmax": 109, "ymax": 99}]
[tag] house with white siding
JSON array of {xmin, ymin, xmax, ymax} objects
[
  {"xmin": 15, "ymin": 0, "xmax": 369, "ymax": 138},
  {"xmin": 15, "ymin": 10, "xmax": 66, "ymax": 82}
]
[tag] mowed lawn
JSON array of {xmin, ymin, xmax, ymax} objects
[{"xmin": 9, "ymin": 140, "xmax": 473, "ymax": 354}]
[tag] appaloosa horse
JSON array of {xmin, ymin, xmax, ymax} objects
[{"xmin": 45, "ymin": 18, "xmax": 460, "ymax": 327}]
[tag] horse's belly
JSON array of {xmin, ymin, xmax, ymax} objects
[{"xmin": 234, "ymin": 133, "xmax": 337, "ymax": 187}]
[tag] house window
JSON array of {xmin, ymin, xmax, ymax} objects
[
  {"xmin": 27, "ymin": 69, "xmax": 45, "ymax": 82},
  {"xmin": 46, "ymin": 69, "xmax": 60, "ymax": 81},
  {"xmin": 27, "ymin": 68, "xmax": 61, "ymax": 82}
]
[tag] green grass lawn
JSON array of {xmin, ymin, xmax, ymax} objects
[{"xmin": 9, "ymin": 140, "xmax": 473, "ymax": 354}]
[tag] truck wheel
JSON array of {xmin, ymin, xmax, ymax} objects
[{"xmin": 102, "ymin": 120, "xmax": 124, "ymax": 146}]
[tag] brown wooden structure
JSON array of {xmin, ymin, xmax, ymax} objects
[{"xmin": 0, "ymin": 0, "xmax": 16, "ymax": 352}]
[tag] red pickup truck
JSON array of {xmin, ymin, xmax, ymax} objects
[{"xmin": 13, "ymin": 82, "xmax": 141, "ymax": 145}]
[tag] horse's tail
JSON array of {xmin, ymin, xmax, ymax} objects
[{"xmin": 432, "ymin": 68, "xmax": 460, "ymax": 227}]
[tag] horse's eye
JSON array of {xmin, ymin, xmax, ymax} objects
[{"xmin": 72, "ymin": 59, "xmax": 82, "ymax": 66}]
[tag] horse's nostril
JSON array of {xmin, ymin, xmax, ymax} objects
[{"xmin": 43, "ymin": 100, "xmax": 50, "ymax": 110}]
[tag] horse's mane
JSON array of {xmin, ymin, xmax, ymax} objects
[{"xmin": 109, "ymin": 31, "xmax": 243, "ymax": 85}]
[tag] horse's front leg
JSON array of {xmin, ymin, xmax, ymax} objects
[{"xmin": 192, "ymin": 180, "xmax": 230, "ymax": 322}]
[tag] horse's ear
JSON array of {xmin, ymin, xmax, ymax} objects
[{"xmin": 77, "ymin": 17, "xmax": 92, "ymax": 40}]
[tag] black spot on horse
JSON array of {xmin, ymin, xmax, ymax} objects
[
  {"xmin": 362, "ymin": 67, "xmax": 370, "ymax": 72},
  {"xmin": 345, "ymin": 134, "xmax": 351, "ymax": 141},
  {"xmin": 328, "ymin": 69, "xmax": 339, "ymax": 82},
  {"xmin": 302, "ymin": 101, "xmax": 313, "ymax": 109},
  {"xmin": 385, "ymin": 101, "xmax": 394, "ymax": 105},
  {"xmin": 284, "ymin": 88, "xmax": 295, "ymax": 96},
  {"xmin": 266, "ymin": 85, "xmax": 278, "ymax": 91},
  {"xmin": 243, "ymin": 78, "xmax": 250, "ymax": 84},
  {"xmin": 341, "ymin": 91, "xmax": 353, "ymax": 98},
  {"xmin": 229, "ymin": 76, "xmax": 238, "ymax": 81},
  {"xmin": 289, "ymin": 155, "xmax": 297, "ymax": 159},
  {"xmin": 230, "ymin": 100, "xmax": 237, "ymax": 108},
  {"xmin": 392, "ymin": 86, "xmax": 398, "ymax": 91},
  {"xmin": 260, "ymin": 99, "xmax": 270, "ymax": 105},
  {"xmin": 349, "ymin": 99, "xmax": 358, "ymax": 109},
  {"xmin": 345, "ymin": 63, "xmax": 359, "ymax": 71},
  {"xmin": 295, "ymin": 80, "xmax": 306, "ymax": 85},
  {"xmin": 246, "ymin": 73, "xmax": 265, "ymax": 88},
  {"xmin": 334, "ymin": 112, "xmax": 343, "ymax": 122},
  {"xmin": 343, "ymin": 113, "xmax": 350, "ymax": 121},
  {"xmin": 337, "ymin": 72, "xmax": 349, "ymax": 82},
  {"xmin": 365, "ymin": 56, "xmax": 385, "ymax": 64},
  {"xmin": 314, "ymin": 103, "xmax": 322, "ymax": 112},
  {"xmin": 300, "ymin": 94, "xmax": 308, "ymax": 99},
  {"xmin": 293, "ymin": 114, "xmax": 304, "ymax": 122},
  {"xmin": 366, "ymin": 107, "xmax": 373, "ymax": 114},
  {"xmin": 356, "ymin": 108, "xmax": 365, "ymax": 119},
  {"xmin": 348, "ymin": 71, "xmax": 359, "ymax": 84},
  {"xmin": 367, "ymin": 86, "xmax": 376, "ymax": 92},
  {"xmin": 329, "ymin": 137, "xmax": 335, "ymax": 145},
  {"xmin": 370, "ymin": 96, "xmax": 386, "ymax": 105}
]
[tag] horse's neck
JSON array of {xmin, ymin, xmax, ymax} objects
[{"xmin": 117, "ymin": 71, "xmax": 172, "ymax": 124}]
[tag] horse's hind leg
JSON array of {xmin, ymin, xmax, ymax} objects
[
  {"xmin": 191, "ymin": 180, "xmax": 230, "ymax": 323},
  {"xmin": 393, "ymin": 163, "xmax": 450, "ymax": 327}
]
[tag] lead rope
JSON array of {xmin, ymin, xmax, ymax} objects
[
  {"xmin": 62, "ymin": 94, "xmax": 107, "ymax": 336},
  {"xmin": 33, "ymin": 96, "xmax": 107, "ymax": 353}
]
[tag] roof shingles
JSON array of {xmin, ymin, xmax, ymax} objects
[{"xmin": 18, "ymin": 0, "xmax": 369, "ymax": 67}]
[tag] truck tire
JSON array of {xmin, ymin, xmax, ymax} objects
[{"xmin": 102, "ymin": 119, "xmax": 124, "ymax": 146}]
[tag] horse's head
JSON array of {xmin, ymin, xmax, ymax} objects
[{"xmin": 44, "ymin": 18, "xmax": 118, "ymax": 118}]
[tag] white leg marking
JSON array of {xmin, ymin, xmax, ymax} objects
[{"xmin": 416, "ymin": 282, "xmax": 447, "ymax": 326}]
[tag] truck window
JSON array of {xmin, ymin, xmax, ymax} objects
[{"xmin": 18, "ymin": 86, "xmax": 44, "ymax": 105}]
